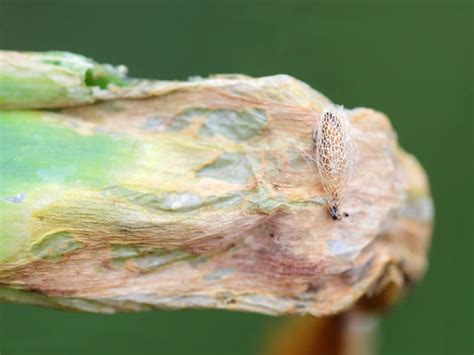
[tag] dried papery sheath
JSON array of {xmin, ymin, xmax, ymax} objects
[
  {"xmin": 313, "ymin": 105, "xmax": 356, "ymax": 220},
  {"xmin": 0, "ymin": 51, "xmax": 433, "ymax": 321}
]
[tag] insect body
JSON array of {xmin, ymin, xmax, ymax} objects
[{"xmin": 313, "ymin": 105, "xmax": 355, "ymax": 220}]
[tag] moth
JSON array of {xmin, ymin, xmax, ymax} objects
[{"xmin": 312, "ymin": 104, "xmax": 356, "ymax": 220}]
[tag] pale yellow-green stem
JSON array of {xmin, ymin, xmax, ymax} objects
[{"xmin": 0, "ymin": 52, "xmax": 433, "ymax": 354}]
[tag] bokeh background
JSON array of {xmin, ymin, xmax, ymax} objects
[{"xmin": 0, "ymin": 0, "xmax": 472, "ymax": 354}]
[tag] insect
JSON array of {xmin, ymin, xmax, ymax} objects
[{"xmin": 313, "ymin": 104, "xmax": 356, "ymax": 220}]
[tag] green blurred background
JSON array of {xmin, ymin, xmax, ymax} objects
[{"xmin": 0, "ymin": 0, "xmax": 472, "ymax": 354}]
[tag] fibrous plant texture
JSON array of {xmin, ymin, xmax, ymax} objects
[{"xmin": 0, "ymin": 52, "xmax": 433, "ymax": 320}]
